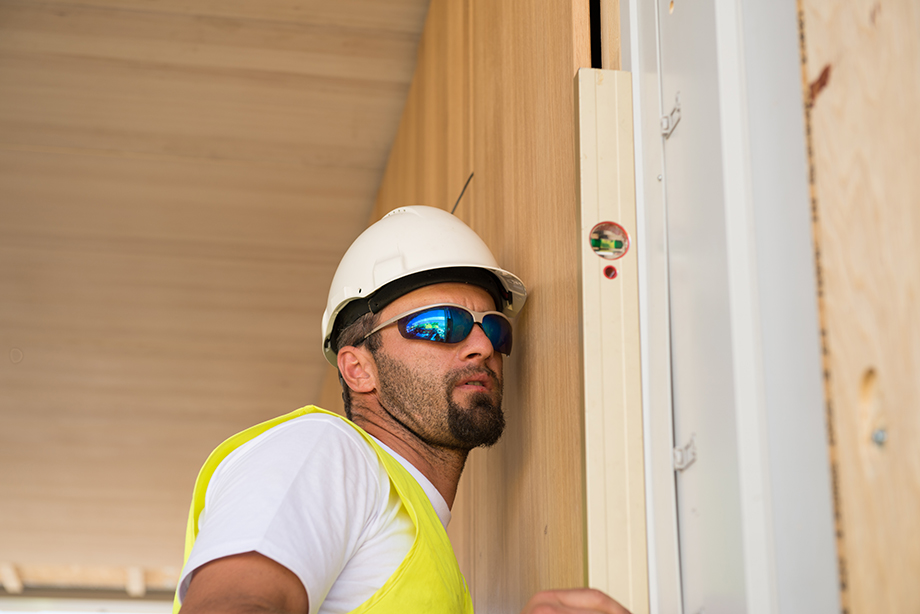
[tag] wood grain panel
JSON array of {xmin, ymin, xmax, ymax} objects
[
  {"xmin": 323, "ymin": 1, "xmax": 596, "ymax": 610},
  {"xmin": 0, "ymin": 150, "xmax": 372, "ymax": 568},
  {"xmin": 462, "ymin": 1, "xmax": 592, "ymax": 610},
  {"xmin": 0, "ymin": 1, "xmax": 420, "ymax": 84},
  {"xmin": 601, "ymin": 0, "xmax": 622, "ymax": 70},
  {"xmin": 459, "ymin": 3, "xmax": 592, "ymax": 609},
  {"xmin": 0, "ymin": 4, "xmax": 411, "ymax": 168},
  {"xmin": 800, "ymin": 0, "xmax": 920, "ymax": 611},
  {"xmin": 42, "ymin": 0, "xmax": 428, "ymax": 33},
  {"xmin": 372, "ymin": 0, "xmax": 472, "ymax": 216},
  {"xmin": 0, "ymin": 0, "xmax": 428, "ymax": 587}
]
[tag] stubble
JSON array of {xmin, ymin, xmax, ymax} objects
[{"xmin": 374, "ymin": 350, "xmax": 505, "ymax": 450}]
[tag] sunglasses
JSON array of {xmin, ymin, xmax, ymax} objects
[{"xmin": 364, "ymin": 303, "xmax": 513, "ymax": 355}]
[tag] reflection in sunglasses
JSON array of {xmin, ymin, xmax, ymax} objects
[{"xmin": 365, "ymin": 304, "xmax": 513, "ymax": 355}]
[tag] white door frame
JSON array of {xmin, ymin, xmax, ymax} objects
[{"xmin": 623, "ymin": 0, "xmax": 840, "ymax": 612}]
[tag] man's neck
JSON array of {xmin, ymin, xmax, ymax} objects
[{"xmin": 350, "ymin": 409, "xmax": 469, "ymax": 509}]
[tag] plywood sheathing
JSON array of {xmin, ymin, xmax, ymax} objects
[{"xmin": 799, "ymin": 0, "xmax": 920, "ymax": 611}]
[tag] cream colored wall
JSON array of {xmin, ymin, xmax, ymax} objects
[{"xmin": 800, "ymin": 0, "xmax": 920, "ymax": 611}]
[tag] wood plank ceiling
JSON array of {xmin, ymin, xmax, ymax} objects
[{"xmin": 0, "ymin": 0, "xmax": 429, "ymax": 597}]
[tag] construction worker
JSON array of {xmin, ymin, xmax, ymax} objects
[{"xmin": 175, "ymin": 206, "xmax": 630, "ymax": 614}]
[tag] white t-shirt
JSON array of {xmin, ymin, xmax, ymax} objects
[{"xmin": 178, "ymin": 413, "xmax": 450, "ymax": 614}]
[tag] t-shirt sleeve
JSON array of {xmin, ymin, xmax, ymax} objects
[{"xmin": 177, "ymin": 415, "xmax": 389, "ymax": 612}]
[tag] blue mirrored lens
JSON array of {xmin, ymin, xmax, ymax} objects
[
  {"xmin": 398, "ymin": 306, "xmax": 512, "ymax": 354},
  {"xmin": 481, "ymin": 315, "xmax": 512, "ymax": 354},
  {"xmin": 401, "ymin": 307, "xmax": 471, "ymax": 343}
]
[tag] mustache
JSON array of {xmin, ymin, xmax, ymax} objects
[{"xmin": 447, "ymin": 365, "xmax": 501, "ymax": 387}]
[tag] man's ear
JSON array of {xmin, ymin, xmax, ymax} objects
[{"xmin": 337, "ymin": 346, "xmax": 377, "ymax": 394}]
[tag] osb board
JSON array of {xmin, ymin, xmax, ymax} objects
[
  {"xmin": 321, "ymin": 0, "xmax": 596, "ymax": 610},
  {"xmin": 800, "ymin": 0, "xmax": 920, "ymax": 611},
  {"xmin": 0, "ymin": 0, "xmax": 427, "ymax": 579}
]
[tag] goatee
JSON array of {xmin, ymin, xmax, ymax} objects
[{"xmin": 446, "ymin": 381, "xmax": 505, "ymax": 448}]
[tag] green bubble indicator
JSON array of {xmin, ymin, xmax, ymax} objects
[{"xmin": 589, "ymin": 222, "xmax": 630, "ymax": 261}]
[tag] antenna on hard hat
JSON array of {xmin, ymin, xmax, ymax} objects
[{"xmin": 451, "ymin": 172, "xmax": 474, "ymax": 215}]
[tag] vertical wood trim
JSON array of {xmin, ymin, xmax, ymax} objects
[
  {"xmin": 575, "ymin": 68, "xmax": 648, "ymax": 614},
  {"xmin": 600, "ymin": 0, "xmax": 622, "ymax": 70},
  {"xmin": 573, "ymin": 0, "xmax": 594, "ymax": 71}
]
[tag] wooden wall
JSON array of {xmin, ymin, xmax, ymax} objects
[
  {"xmin": 0, "ymin": 0, "xmax": 427, "ymax": 594},
  {"xmin": 800, "ymin": 0, "xmax": 920, "ymax": 611},
  {"xmin": 321, "ymin": 0, "xmax": 596, "ymax": 610}
]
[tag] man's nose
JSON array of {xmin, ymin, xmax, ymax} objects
[{"xmin": 460, "ymin": 322, "xmax": 495, "ymax": 359}]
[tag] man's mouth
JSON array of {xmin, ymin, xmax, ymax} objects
[{"xmin": 454, "ymin": 374, "xmax": 493, "ymax": 392}]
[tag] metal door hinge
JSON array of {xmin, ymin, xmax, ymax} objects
[
  {"xmin": 673, "ymin": 435, "xmax": 697, "ymax": 471},
  {"xmin": 661, "ymin": 92, "xmax": 681, "ymax": 139}
]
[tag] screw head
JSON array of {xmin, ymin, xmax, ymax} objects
[{"xmin": 871, "ymin": 428, "xmax": 888, "ymax": 446}]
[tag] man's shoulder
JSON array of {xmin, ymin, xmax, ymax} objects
[
  {"xmin": 246, "ymin": 411, "xmax": 367, "ymax": 447},
  {"xmin": 215, "ymin": 411, "xmax": 382, "ymax": 480},
  {"xmin": 183, "ymin": 411, "xmax": 408, "ymax": 608}
]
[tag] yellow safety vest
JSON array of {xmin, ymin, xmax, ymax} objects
[{"xmin": 174, "ymin": 405, "xmax": 474, "ymax": 614}]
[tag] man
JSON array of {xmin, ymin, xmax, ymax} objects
[{"xmin": 175, "ymin": 207, "xmax": 630, "ymax": 614}]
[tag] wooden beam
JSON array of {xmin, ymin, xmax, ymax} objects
[
  {"xmin": 600, "ymin": 0, "xmax": 621, "ymax": 70},
  {"xmin": 0, "ymin": 563, "xmax": 24, "ymax": 594},
  {"xmin": 125, "ymin": 566, "xmax": 146, "ymax": 598},
  {"xmin": 1, "ymin": 564, "xmax": 178, "ymax": 593}
]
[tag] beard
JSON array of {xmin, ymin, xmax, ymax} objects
[
  {"xmin": 446, "ymin": 386, "xmax": 505, "ymax": 448},
  {"xmin": 374, "ymin": 350, "xmax": 505, "ymax": 450}
]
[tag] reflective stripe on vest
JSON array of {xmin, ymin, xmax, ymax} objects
[{"xmin": 173, "ymin": 405, "xmax": 474, "ymax": 614}]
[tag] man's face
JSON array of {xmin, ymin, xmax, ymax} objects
[{"xmin": 370, "ymin": 282, "xmax": 506, "ymax": 450}]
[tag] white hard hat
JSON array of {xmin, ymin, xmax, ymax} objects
[{"xmin": 322, "ymin": 206, "xmax": 527, "ymax": 365}]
